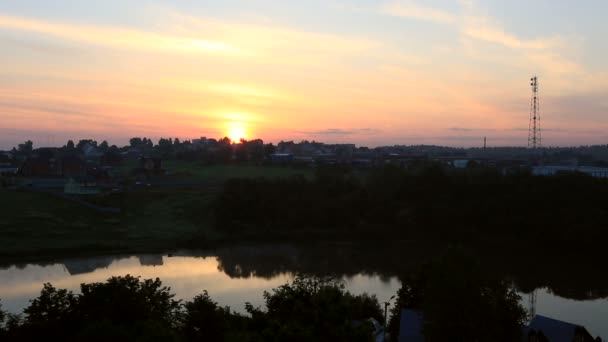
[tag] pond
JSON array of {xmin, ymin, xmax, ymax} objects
[{"xmin": 0, "ymin": 246, "xmax": 606, "ymax": 339}]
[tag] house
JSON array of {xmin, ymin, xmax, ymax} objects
[
  {"xmin": 399, "ymin": 309, "xmax": 425, "ymax": 342},
  {"xmin": 60, "ymin": 155, "xmax": 86, "ymax": 177},
  {"xmin": 131, "ymin": 157, "xmax": 164, "ymax": 178},
  {"xmin": 20, "ymin": 157, "xmax": 61, "ymax": 177},
  {"xmin": 122, "ymin": 148, "xmax": 143, "ymax": 161},
  {"xmin": 532, "ymin": 166, "xmax": 608, "ymax": 178},
  {"xmin": 64, "ymin": 176, "xmax": 100, "ymax": 195},
  {"xmin": 269, "ymin": 153, "xmax": 294, "ymax": 164},
  {"xmin": 82, "ymin": 143, "xmax": 104, "ymax": 163},
  {"xmin": 526, "ymin": 315, "xmax": 600, "ymax": 342},
  {"xmin": 0, "ymin": 167, "xmax": 19, "ymax": 176},
  {"xmin": 141, "ymin": 157, "xmax": 164, "ymax": 175},
  {"xmin": 313, "ymin": 153, "xmax": 337, "ymax": 165}
]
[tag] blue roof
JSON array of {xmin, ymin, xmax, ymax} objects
[
  {"xmin": 528, "ymin": 315, "xmax": 583, "ymax": 342},
  {"xmin": 399, "ymin": 309, "xmax": 424, "ymax": 342}
]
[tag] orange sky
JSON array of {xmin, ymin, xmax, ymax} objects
[{"xmin": 1, "ymin": 1, "xmax": 607, "ymax": 148}]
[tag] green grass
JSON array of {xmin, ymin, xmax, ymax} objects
[
  {"xmin": 0, "ymin": 190, "xmax": 123, "ymax": 257},
  {"xmin": 0, "ymin": 188, "xmax": 218, "ymax": 261},
  {"xmin": 0, "ymin": 163, "xmax": 313, "ymax": 262},
  {"xmin": 162, "ymin": 162, "xmax": 314, "ymax": 181}
]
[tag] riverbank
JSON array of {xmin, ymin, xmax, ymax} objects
[{"xmin": 0, "ymin": 187, "xmax": 214, "ymax": 262}]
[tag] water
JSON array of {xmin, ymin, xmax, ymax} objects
[
  {"xmin": 0, "ymin": 251, "xmax": 606, "ymax": 339},
  {"xmin": 0, "ymin": 254, "xmax": 401, "ymax": 316}
]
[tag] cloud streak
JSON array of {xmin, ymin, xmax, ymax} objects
[
  {"xmin": 0, "ymin": 14, "xmax": 249, "ymax": 57},
  {"xmin": 297, "ymin": 128, "xmax": 382, "ymax": 136},
  {"xmin": 380, "ymin": 1, "xmax": 456, "ymax": 23}
]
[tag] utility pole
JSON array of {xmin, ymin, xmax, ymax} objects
[{"xmin": 384, "ymin": 295, "xmax": 395, "ymax": 340}]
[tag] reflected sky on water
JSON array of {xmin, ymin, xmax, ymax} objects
[
  {"xmin": 0, "ymin": 253, "xmax": 605, "ymax": 339},
  {"xmin": 0, "ymin": 254, "xmax": 400, "ymax": 316}
]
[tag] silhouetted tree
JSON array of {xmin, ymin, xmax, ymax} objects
[
  {"xmin": 388, "ymin": 250, "xmax": 527, "ymax": 341},
  {"xmin": 183, "ymin": 291, "xmax": 227, "ymax": 341},
  {"xmin": 216, "ymin": 137, "xmax": 233, "ymax": 163},
  {"xmin": 76, "ymin": 139, "xmax": 97, "ymax": 150},
  {"xmin": 17, "ymin": 140, "xmax": 33, "ymax": 155},
  {"xmin": 251, "ymin": 276, "xmax": 382, "ymax": 341},
  {"xmin": 129, "ymin": 137, "xmax": 143, "ymax": 147},
  {"xmin": 99, "ymin": 140, "xmax": 109, "ymax": 152},
  {"xmin": 235, "ymin": 139, "xmax": 248, "ymax": 162},
  {"xmin": 264, "ymin": 143, "xmax": 276, "ymax": 158},
  {"xmin": 247, "ymin": 139, "xmax": 265, "ymax": 163}
]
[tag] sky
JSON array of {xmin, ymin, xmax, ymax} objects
[{"xmin": 1, "ymin": 0, "xmax": 607, "ymax": 149}]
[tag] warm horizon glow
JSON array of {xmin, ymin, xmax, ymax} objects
[
  {"xmin": 1, "ymin": 1, "xmax": 608, "ymax": 148},
  {"xmin": 227, "ymin": 123, "xmax": 247, "ymax": 143}
]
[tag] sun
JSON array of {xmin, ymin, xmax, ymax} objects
[{"xmin": 227, "ymin": 123, "xmax": 247, "ymax": 142}]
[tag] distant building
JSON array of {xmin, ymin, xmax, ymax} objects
[
  {"xmin": 60, "ymin": 155, "xmax": 86, "ymax": 177},
  {"xmin": 532, "ymin": 166, "xmax": 608, "ymax": 178},
  {"xmin": 453, "ymin": 159, "xmax": 470, "ymax": 169},
  {"xmin": 132, "ymin": 157, "xmax": 164, "ymax": 178},
  {"xmin": 123, "ymin": 148, "xmax": 143, "ymax": 161},
  {"xmin": 269, "ymin": 153, "xmax": 294, "ymax": 164},
  {"xmin": 192, "ymin": 137, "xmax": 208, "ymax": 149},
  {"xmin": 20, "ymin": 157, "xmax": 61, "ymax": 177},
  {"xmin": 312, "ymin": 153, "xmax": 337, "ymax": 165},
  {"xmin": 64, "ymin": 176, "xmax": 100, "ymax": 195},
  {"xmin": 0, "ymin": 167, "xmax": 19, "ymax": 176},
  {"xmin": 82, "ymin": 143, "xmax": 103, "ymax": 162}
]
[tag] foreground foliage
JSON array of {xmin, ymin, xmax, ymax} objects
[
  {"xmin": 0, "ymin": 275, "xmax": 381, "ymax": 342},
  {"xmin": 388, "ymin": 250, "xmax": 527, "ymax": 341}
]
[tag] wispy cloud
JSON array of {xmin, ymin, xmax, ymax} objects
[
  {"xmin": 0, "ymin": 12, "xmax": 377, "ymax": 68},
  {"xmin": 458, "ymin": 2, "xmax": 583, "ymax": 75},
  {"xmin": 448, "ymin": 127, "xmax": 497, "ymax": 132},
  {"xmin": 164, "ymin": 11, "xmax": 377, "ymax": 65},
  {"xmin": 0, "ymin": 14, "xmax": 247, "ymax": 57},
  {"xmin": 297, "ymin": 128, "xmax": 382, "ymax": 136},
  {"xmin": 380, "ymin": 1, "xmax": 456, "ymax": 23}
]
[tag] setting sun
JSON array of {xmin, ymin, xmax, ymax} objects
[{"xmin": 227, "ymin": 122, "xmax": 247, "ymax": 142}]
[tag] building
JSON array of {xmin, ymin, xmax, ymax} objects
[
  {"xmin": 526, "ymin": 315, "xmax": 600, "ymax": 342},
  {"xmin": 60, "ymin": 155, "xmax": 86, "ymax": 177},
  {"xmin": 19, "ymin": 157, "xmax": 61, "ymax": 177},
  {"xmin": 399, "ymin": 309, "xmax": 425, "ymax": 342},
  {"xmin": 64, "ymin": 176, "xmax": 100, "ymax": 195},
  {"xmin": 131, "ymin": 157, "xmax": 164, "ymax": 178},
  {"xmin": 0, "ymin": 167, "xmax": 19, "ymax": 176},
  {"xmin": 532, "ymin": 166, "xmax": 608, "ymax": 178},
  {"xmin": 269, "ymin": 153, "xmax": 294, "ymax": 164}
]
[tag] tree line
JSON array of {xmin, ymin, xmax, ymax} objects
[{"xmin": 213, "ymin": 162, "xmax": 608, "ymax": 251}]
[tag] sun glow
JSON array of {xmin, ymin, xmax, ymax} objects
[{"xmin": 227, "ymin": 122, "xmax": 247, "ymax": 142}]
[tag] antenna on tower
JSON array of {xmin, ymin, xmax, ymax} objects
[{"xmin": 528, "ymin": 76, "xmax": 541, "ymax": 148}]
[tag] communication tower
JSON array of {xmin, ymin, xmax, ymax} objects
[
  {"xmin": 528, "ymin": 76, "xmax": 541, "ymax": 148},
  {"xmin": 528, "ymin": 290, "xmax": 537, "ymax": 320}
]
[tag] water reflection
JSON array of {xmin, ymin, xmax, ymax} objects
[
  {"xmin": 0, "ymin": 254, "xmax": 399, "ymax": 319},
  {"xmin": 0, "ymin": 244, "xmax": 607, "ymax": 338}
]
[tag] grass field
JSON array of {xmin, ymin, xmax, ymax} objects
[
  {"xmin": 0, "ymin": 163, "xmax": 314, "ymax": 262},
  {"xmin": 162, "ymin": 162, "xmax": 314, "ymax": 181},
  {"xmin": 114, "ymin": 160, "xmax": 314, "ymax": 181},
  {"xmin": 0, "ymin": 187, "xmax": 218, "ymax": 261}
]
